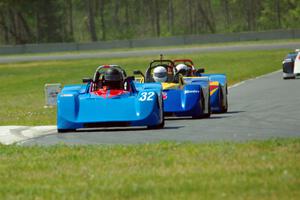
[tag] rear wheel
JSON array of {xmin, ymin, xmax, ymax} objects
[{"xmin": 220, "ymin": 89, "xmax": 228, "ymax": 113}]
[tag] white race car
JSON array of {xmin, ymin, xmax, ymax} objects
[{"xmin": 282, "ymin": 49, "xmax": 300, "ymax": 79}]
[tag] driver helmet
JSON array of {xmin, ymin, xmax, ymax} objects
[
  {"xmin": 176, "ymin": 63, "xmax": 189, "ymax": 75},
  {"xmin": 103, "ymin": 68, "xmax": 123, "ymax": 89},
  {"xmin": 153, "ymin": 66, "xmax": 167, "ymax": 83}
]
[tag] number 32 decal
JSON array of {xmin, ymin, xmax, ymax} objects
[{"xmin": 139, "ymin": 92, "xmax": 155, "ymax": 101}]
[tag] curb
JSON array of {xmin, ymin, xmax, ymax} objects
[{"xmin": 0, "ymin": 126, "xmax": 57, "ymax": 145}]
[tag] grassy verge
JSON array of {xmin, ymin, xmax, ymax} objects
[
  {"xmin": 0, "ymin": 49, "xmax": 286, "ymax": 125},
  {"xmin": 0, "ymin": 138, "xmax": 299, "ymax": 199}
]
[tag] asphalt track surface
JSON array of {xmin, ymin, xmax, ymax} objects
[
  {"xmin": 1, "ymin": 42, "xmax": 300, "ymax": 64},
  {"xmin": 22, "ymin": 71, "xmax": 300, "ymax": 145}
]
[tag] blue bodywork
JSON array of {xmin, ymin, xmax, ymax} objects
[
  {"xmin": 135, "ymin": 59, "xmax": 211, "ymax": 118},
  {"xmin": 164, "ymin": 81, "xmax": 209, "ymax": 117},
  {"xmin": 136, "ymin": 77, "xmax": 210, "ymax": 118},
  {"xmin": 57, "ymin": 66, "xmax": 164, "ymax": 131},
  {"xmin": 171, "ymin": 59, "xmax": 228, "ymax": 113},
  {"xmin": 197, "ymin": 73, "xmax": 228, "ymax": 113}
]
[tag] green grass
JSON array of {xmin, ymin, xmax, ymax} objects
[
  {"xmin": 0, "ymin": 138, "xmax": 299, "ymax": 199},
  {"xmin": 0, "ymin": 47, "xmax": 298, "ymax": 199},
  {"xmin": 0, "ymin": 49, "xmax": 287, "ymax": 125}
]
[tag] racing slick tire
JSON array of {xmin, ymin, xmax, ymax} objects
[
  {"xmin": 147, "ymin": 96, "xmax": 165, "ymax": 129},
  {"xmin": 147, "ymin": 118, "xmax": 165, "ymax": 129},
  {"xmin": 192, "ymin": 91, "xmax": 210, "ymax": 119},
  {"xmin": 220, "ymin": 89, "xmax": 228, "ymax": 113},
  {"xmin": 202, "ymin": 92, "xmax": 211, "ymax": 118},
  {"xmin": 283, "ymin": 76, "xmax": 295, "ymax": 80},
  {"xmin": 57, "ymin": 129, "xmax": 76, "ymax": 133}
]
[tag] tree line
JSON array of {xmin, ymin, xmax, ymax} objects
[{"xmin": 0, "ymin": 0, "xmax": 299, "ymax": 45}]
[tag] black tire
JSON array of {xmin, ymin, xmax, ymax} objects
[
  {"xmin": 203, "ymin": 111, "xmax": 211, "ymax": 118},
  {"xmin": 148, "ymin": 112, "xmax": 165, "ymax": 129},
  {"xmin": 203, "ymin": 91, "xmax": 211, "ymax": 118},
  {"xmin": 148, "ymin": 96, "xmax": 165, "ymax": 129},
  {"xmin": 57, "ymin": 129, "xmax": 76, "ymax": 133},
  {"xmin": 215, "ymin": 86, "xmax": 228, "ymax": 113},
  {"xmin": 192, "ymin": 91, "xmax": 209, "ymax": 119},
  {"xmin": 283, "ymin": 76, "xmax": 296, "ymax": 80},
  {"xmin": 147, "ymin": 118, "xmax": 165, "ymax": 129},
  {"xmin": 220, "ymin": 89, "xmax": 228, "ymax": 113},
  {"xmin": 221, "ymin": 100, "xmax": 228, "ymax": 113}
]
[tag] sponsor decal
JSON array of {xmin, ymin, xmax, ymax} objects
[
  {"xmin": 162, "ymin": 82, "xmax": 181, "ymax": 90},
  {"xmin": 210, "ymin": 88, "xmax": 218, "ymax": 96},
  {"xmin": 45, "ymin": 83, "xmax": 61, "ymax": 106},
  {"xmin": 138, "ymin": 92, "xmax": 155, "ymax": 101},
  {"xmin": 210, "ymin": 81, "xmax": 219, "ymax": 96},
  {"xmin": 285, "ymin": 58, "xmax": 292, "ymax": 62},
  {"xmin": 162, "ymin": 92, "xmax": 167, "ymax": 100},
  {"xmin": 184, "ymin": 90, "xmax": 200, "ymax": 94},
  {"xmin": 61, "ymin": 94, "xmax": 73, "ymax": 97}
]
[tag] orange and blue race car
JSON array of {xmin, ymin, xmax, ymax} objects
[{"xmin": 172, "ymin": 59, "xmax": 228, "ymax": 113}]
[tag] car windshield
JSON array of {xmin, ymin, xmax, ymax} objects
[{"xmin": 286, "ymin": 52, "xmax": 298, "ymax": 60}]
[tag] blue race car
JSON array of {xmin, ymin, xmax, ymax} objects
[
  {"xmin": 173, "ymin": 59, "xmax": 228, "ymax": 113},
  {"xmin": 134, "ymin": 59, "xmax": 210, "ymax": 118},
  {"xmin": 57, "ymin": 65, "xmax": 164, "ymax": 132}
]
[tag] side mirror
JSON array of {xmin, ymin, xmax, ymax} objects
[
  {"xmin": 133, "ymin": 70, "xmax": 145, "ymax": 81},
  {"xmin": 197, "ymin": 68, "xmax": 205, "ymax": 74},
  {"xmin": 133, "ymin": 70, "xmax": 142, "ymax": 75},
  {"xmin": 82, "ymin": 77, "xmax": 93, "ymax": 83}
]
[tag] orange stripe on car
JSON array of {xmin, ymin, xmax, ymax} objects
[{"xmin": 210, "ymin": 81, "xmax": 219, "ymax": 96}]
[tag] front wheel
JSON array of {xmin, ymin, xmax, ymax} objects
[
  {"xmin": 57, "ymin": 129, "xmax": 76, "ymax": 133},
  {"xmin": 147, "ymin": 118, "xmax": 165, "ymax": 129},
  {"xmin": 283, "ymin": 74, "xmax": 296, "ymax": 79},
  {"xmin": 148, "ymin": 96, "xmax": 164, "ymax": 129},
  {"xmin": 192, "ymin": 91, "xmax": 210, "ymax": 119},
  {"xmin": 203, "ymin": 90, "xmax": 211, "ymax": 118}
]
